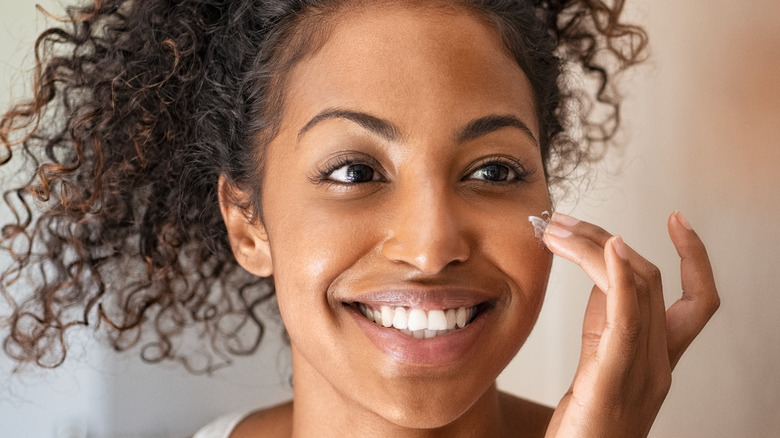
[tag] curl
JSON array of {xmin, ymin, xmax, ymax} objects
[{"xmin": 0, "ymin": 0, "xmax": 647, "ymax": 372}]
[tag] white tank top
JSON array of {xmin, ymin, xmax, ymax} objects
[{"xmin": 193, "ymin": 410, "xmax": 255, "ymax": 438}]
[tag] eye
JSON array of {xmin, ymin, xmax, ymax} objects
[
  {"xmin": 465, "ymin": 158, "xmax": 531, "ymax": 184},
  {"xmin": 470, "ymin": 163, "xmax": 515, "ymax": 182},
  {"xmin": 328, "ymin": 163, "xmax": 379, "ymax": 183}
]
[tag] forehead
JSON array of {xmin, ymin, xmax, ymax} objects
[{"xmin": 282, "ymin": 2, "xmax": 538, "ymax": 138}]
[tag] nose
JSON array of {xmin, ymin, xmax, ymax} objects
[{"xmin": 381, "ymin": 183, "xmax": 471, "ymax": 275}]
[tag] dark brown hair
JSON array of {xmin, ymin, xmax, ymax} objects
[{"xmin": 0, "ymin": 0, "xmax": 647, "ymax": 373}]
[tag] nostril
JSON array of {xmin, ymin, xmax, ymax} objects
[{"xmin": 381, "ymin": 230, "xmax": 470, "ymax": 275}]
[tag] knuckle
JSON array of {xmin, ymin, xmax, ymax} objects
[
  {"xmin": 643, "ymin": 264, "xmax": 662, "ymax": 285},
  {"xmin": 634, "ymin": 276, "xmax": 650, "ymax": 297},
  {"xmin": 706, "ymin": 292, "xmax": 721, "ymax": 316},
  {"xmin": 620, "ymin": 319, "xmax": 642, "ymax": 347},
  {"xmin": 593, "ymin": 225, "xmax": 612, "ymax": 242}
]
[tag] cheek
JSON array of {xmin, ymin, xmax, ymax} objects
[
  {"xmin": 265, "ymin": 200, "xmax": 375, "ymax": 305},
  {"xmin": 473, "ymin": 198, "xmax": 553, "ymax": 321}
]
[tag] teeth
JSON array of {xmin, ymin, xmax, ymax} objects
[
  {"xmin": 456, "ymin": 307, "xmax": 469, "ymax": 328},
  {"xmin": 357, "ymin": 304, "xmax": 478, "ymax": 339},
  {"xmin": 392, "ymin": 307, "xmax": 408, "ymax": 330},
  {"xmin": 445, "ymin": 309, "xmax": 457, "ymax": 329},
  {"xmin": 427, "ymin": 309, "xmax": 447, "ymax": 330},
  {"xmin": 364, "ymin": 306, "xmax": 374, "ymax": 322},
  {"xmin": 407, "ymin": 308, "xmax": 427, "ymax": 331},
  {"xmin": 380, "ymin": 306, "xmax": 393, "ymax": 328}
]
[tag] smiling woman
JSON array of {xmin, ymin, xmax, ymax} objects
[{"xmin": 0, "ymin": 0, "xmax": 719, "ymax": 437}]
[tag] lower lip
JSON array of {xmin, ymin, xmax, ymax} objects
[{"xmin": 347, "ymin": 306, "xmax": 490, "ymax": 366}]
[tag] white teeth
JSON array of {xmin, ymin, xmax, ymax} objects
[
  {"xmin": 427, "ymin": 309, "xmax": 448, "ymax": 330},
  {"xmin": 445, "ymin": 309, "xmax": 457, "ymax": 330},
  {"xmin": 407, "ymin": 308, "xmax": 428, "ymax": 331},
  {"xmin": 456, "ymin": 307, "xmax": 468, "ymax": 328},
  {"xmin": 380, "ymin": 306, "xmax": 393, "ymax": 328},
  {"xmin": 357, "ymin": 304, "xmax": 479, "ymax": 339},
  {"xmin": 392, "ymin": 307, "xmax": 408, "ymax": 330}
]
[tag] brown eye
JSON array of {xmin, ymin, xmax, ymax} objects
[
  {"xmin": 470, "ymin": 163, "xmax": 515, "ymax": 182},
  {"xmin": 328, "ymin": 163, "xmax": 378, "ymax": 183}
]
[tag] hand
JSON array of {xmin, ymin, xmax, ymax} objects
[{"xmin": 541, "ymin": 211, "xmax": 720, "ymax": 437}]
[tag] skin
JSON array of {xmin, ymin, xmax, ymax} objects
[{"xmin": 220, "ymin": 3, "xmax": 720, "ymax": 438}]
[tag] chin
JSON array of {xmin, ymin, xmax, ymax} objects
[{"xmin": 361, "ymin": 374, "xmax": 497, "ymax": 431}]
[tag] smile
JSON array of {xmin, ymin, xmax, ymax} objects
[{"xmin": 356, "ymin": 303, "xmax": 478, "ymax": 339}]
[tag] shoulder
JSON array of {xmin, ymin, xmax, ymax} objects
[
  {"xmin": 230, "ymin": 402, "xmax": 293, "ymax": 438},
  {"xmin": 193, "ymin": 401, "xmax": 293, "ymax": 438}
]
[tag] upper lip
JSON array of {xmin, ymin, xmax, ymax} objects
[{"xmin": 340, "ymin": 287, "xmax": 500, "ymax": 310}]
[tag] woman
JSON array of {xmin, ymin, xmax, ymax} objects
[{"xmin": 0, "ymin": 0, "xmax": 719, "ymax": 436}]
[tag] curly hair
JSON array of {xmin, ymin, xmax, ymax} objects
[{"xmin": 0, "ymin": 0, "xmax": 647, "ymax": 373}]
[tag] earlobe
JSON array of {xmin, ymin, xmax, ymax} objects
[{"xmin": 218, "ymin": 176, "xmax": 273, "ymax": 278}]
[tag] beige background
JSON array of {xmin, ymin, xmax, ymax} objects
[{"xmin": 1, "ymin": 1, "xmax": 778, "ymax": 437}]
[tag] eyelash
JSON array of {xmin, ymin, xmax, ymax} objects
[
  {"xmin": 309, "ymin": 154, "xmax": 534, "ymax": 186},
  {"xmin": 309, "ymin": 153, "xmax": 385, "ymax": 185},
  {"xmin": 462, "ymin": 156, "xmax": 534, "ymax": 185}
]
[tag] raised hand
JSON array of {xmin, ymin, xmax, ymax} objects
[{"xmin": 541, "ymin": 211, "xmax": 720, "ymax": 437}]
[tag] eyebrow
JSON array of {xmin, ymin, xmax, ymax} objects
[
  {"xmin": 457, "ymin": 114, "xmax": 538, "ymax": 147},
  {"xmin": 298, "ymin": 109, "xmax": 537, "ymax": 147},
  {"xmin": 298, "ymin": 109, "xmax": 402, "ymax": 142}
]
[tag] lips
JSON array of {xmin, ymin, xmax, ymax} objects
[{"xmin": 340, "ymin": 287, "xmax": 499, "ymax": 365}]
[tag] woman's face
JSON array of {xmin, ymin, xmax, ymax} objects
[{"xmin": 229, "ymin": 3, "xmax": 552, "ymax": 429}]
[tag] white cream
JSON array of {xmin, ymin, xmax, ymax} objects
[{"xmin": 528, "ymin": 210, "xmax": 550, "ymax": 241}]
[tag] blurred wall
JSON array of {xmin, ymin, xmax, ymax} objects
[
  {"xmin": 2, "ymin": 1, "xmax": 779, "ymax": 437},
  {"xmin": 500, "ymin": 1, "xmax": 780, "ymax": 437}
]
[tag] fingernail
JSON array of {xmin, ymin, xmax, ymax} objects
[
  {"xmin": 613, "ymin": 235, "xmax": 629, "ymax": 260},
  {"xmin": 551, "ymin": 212, "xmax": 580, "ymax": 227},
  {"xmin": 545, "ymin": 223, "xmax": 572, "ymax": 238},
  {"xmin": 675, "ymin": 211, "xmax": 694, "ymax": 231}
]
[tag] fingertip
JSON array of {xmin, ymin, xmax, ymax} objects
[
  {"xmin": 668, "ymin": 211, "xmax": 707, "ymax": 257},
  {"xmin": 670, "ymin": 210, "xmax": 694, "ymax": 232},
  {"xmin": 675, "ymin": 211, "xmax": 694, "ymax": 231},
  {"xmin": 611, "ymin": 235, "xmax": 629, "ymax": 261},
  {"xmin": 605, "ymin": 235, "xmax": 633, "ymax": 289}
]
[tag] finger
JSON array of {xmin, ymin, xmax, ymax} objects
[
  {"xmin": 544, "ymin": 215, "xmax": 667, "ymax": 365},
  {"xmin": 548, "ymin": 213, "xmax": 667, "ymax": 286},
  {"xmin": 666, "ymin": 211, "xmax": 720, "ymax": 369},
  {"xmin": 550, "ymin": 212, "xmax": 614, "ymax": 246},
  {"xmin": 597, "ymin": 236, "xmax": 642, "ymax": 366},
  {"xmin": 544, "ymin": 217, "xmax": 610, "ymax": 292},
  {"xmin": 544, "ymin": 214, "xmax": 657, "ymax": 296},
  {"xmin": 578, "ymin": 284, "xmax": 607, "ymax": 374}
]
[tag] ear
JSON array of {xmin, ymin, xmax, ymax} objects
[{"xmin": 218, "ymin": 175, "xmax": 273, "ymax": 278}]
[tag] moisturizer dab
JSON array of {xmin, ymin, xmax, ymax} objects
[{"xmin": 528, "ymin": 210, "xmax": 550, "ymax": 241}]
